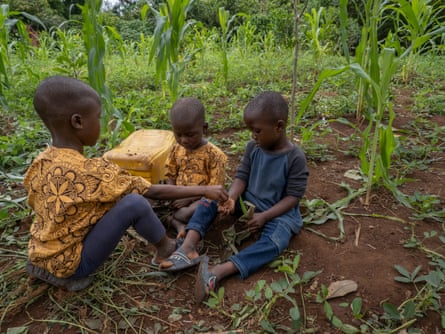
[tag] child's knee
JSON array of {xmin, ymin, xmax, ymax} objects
[
  {"xmin": 174, "ymin": 206, "xmax": 194, "ymax": 222},
  {"xmin": 120, "ymin": 193, "xmax": 151, "ymax": 214}
]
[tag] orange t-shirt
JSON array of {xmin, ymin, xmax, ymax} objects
[
  {"xmin": 24, "ymin": 146, "xmax": 151, "ymax": 277},
  {"xmin": 165, "ymin": 141, "xmax": 227, "ymax": 186}
]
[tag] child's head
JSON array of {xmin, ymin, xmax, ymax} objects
[
  {"xmin": 170, "ymin": 97, "xmax": 208, "ymax": 150},
  {"xmin": 243, "ymin": 91, "xmax": 288, "ymax": 150},
  {"xmin": 33, "ymin": 76, "xmax": 102, "ymax": 148}
]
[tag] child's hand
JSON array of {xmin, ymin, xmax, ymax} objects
[
  {"xmin": 218, "ymin": 198, "xmax": 235, "ymax": 215},
  {"xmin": 172, "ymin": 198, "xmax": 193, "ymax": 209},
  {"xmin": 247, "ymin": 212, "xmax": 267, "ymax": 232},
  {"xmin": 204, "ymin": 185, "xmax": 228, "ymax": 202}
]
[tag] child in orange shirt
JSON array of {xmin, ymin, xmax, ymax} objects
[
  {"xmin": 24, "ymin": 76, "xmax": 228, "ymax": 291},
  {"xmin": 165, "ymin": 97, "xmax": 227, "ymax": 238}
]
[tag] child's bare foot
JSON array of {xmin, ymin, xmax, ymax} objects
[
  {"xmin": 158, "ymin": 246, "xmax": 201, "ymax": 271},
  {"xmin": 152, "ymin": 237, "xmax": 178, "ymax": 266}
]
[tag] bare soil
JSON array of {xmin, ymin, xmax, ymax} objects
[{"xmin": 1, "ymin": 91, "xmax": 444, "ymax": 333}]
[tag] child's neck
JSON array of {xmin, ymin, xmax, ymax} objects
[
  {"xmin": 51, "ymin": 141, "xmax": 83, "ymax": 154},
  {"xmin": 265, "ymin": 138, "xmax": 292, "ymax": 153}
]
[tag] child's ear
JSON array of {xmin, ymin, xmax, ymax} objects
[
  {"xmin": 276, "ymin": 120, "xmax": 286, "ymax": 131},
  {"xmin": 70, "ymin": 113, "xmax": 83, "ymax": 129}
]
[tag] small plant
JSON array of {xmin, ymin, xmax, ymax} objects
[
  {"xmin": 316, "ymin": 285, "xmax": 363, "ymax": 333},
  {"xmin": 304, "ymin": 7, "xmax": 332, "ymax": 73},
  {"xmin": 205, "ymin": 254, "xmax": 320, "ymax": 332},
  {"xmin": 406, "ymin": 191, "xmax": 445, "ymax": 223},
  {"xmin": 301, "ymin": 183, "xmax": 366, "ymax": 242}
]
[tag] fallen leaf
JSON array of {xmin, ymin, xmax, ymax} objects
[{"xmin": 327, "ymin": 280, "xmax": 358, "ymax": 299}]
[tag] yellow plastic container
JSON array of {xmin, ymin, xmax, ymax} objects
[{"xmin": 103, "ymin": 129, "xmax": 176, "ymax": 184}]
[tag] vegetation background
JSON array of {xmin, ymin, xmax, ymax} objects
[{"xmin": 0, "ymin": 0, "xmax": 444, "ymax": 333}]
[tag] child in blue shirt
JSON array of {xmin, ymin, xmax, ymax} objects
[{"xmin": 159, "ymin": 91, "xmax": 309, "ymax": 304}]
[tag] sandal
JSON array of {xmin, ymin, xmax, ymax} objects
[
  {"xmin": 159, "ymin": 248, "xmax": 203, "ymax": 272},
  {"xmin": 26, "ymin": 260, "xmax": 93, "ymax": 291},
  {"xmin": 194, "ymin": 255, "xmax": 217, "ymax": 304}
]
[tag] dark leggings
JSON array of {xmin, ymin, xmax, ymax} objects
[{"xmin": 71, "ymin": 193, "xmax": 166, "ymax": 278}]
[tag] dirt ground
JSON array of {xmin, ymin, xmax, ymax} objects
[{"xmin": 1, "ymin": 91, "xmax": 444, "ymax": 333}]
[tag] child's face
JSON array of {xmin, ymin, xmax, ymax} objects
[
  {"xmin": 172, "ymin": 121, "xmax": 206, "ymax": 150},
  {"xmin": 244, "ymin": 115, "xmax": 284, "ymax": 151}
]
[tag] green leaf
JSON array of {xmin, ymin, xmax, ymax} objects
[
  {"xmin": 383, "ymin": 302, "xmax": 401, "ymax": 320},
  {"xmin": 323, "ymin": 301, "xmax": 334, "ymax": 319},
  {"xmin": 260, "ymin": 319, "xmax": 275, "ymax": 333},
  {"xmin": 302, "ymin": 270, "xmax": 321, "ymax": 283},
  {"xmin": 332, "ymin": 315, "xmax": 343, "ymax": 328},
  {"xmin": 6, "ymin": 327, "xmax": 28, "ymax": 334},
  {"xmin": 270, "ymin": 281, "xmax": 284, "ymax": 293},
  {"xmin": 341, "ymin": 324, "xmax": 360, "ymax": 334},
  {"xmin": 402, "ymin": 300, "xmax": 416, "ymax": 320},
  {"xmin": 351, "ymin": 297, "xmax": 362, "ymax": 317},
  {"xmin": 394, "ymin": 264, "xmax": 411, "ymax": 278},
  {"xmin": 290, "ymin": 306, "xmax": 301, "ymax": 330}
]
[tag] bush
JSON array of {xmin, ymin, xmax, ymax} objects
[{"xmin": 115, "ymin": 19, "xmax": 154, "ymax": 41}]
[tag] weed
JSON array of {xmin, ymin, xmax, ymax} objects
[{"xmin": 205, "ymin": 254, "xmax": 321, "ymax": 332}]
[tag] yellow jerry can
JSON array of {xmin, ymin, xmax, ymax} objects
[{"xmin": 103, "ymin": 129, "xmax": 176, "ymax": 184}]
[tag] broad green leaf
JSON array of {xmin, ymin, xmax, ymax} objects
[{"xmin": 383, "ymin": 302, "xmax": 401, "ymax": 320}]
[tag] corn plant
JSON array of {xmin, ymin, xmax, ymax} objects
[
  {"xmin": 232, "ymin": 15, "xmax": 257, "ymax": 56},
  {"xmin": 80, "ymin": 0, "xmax": 122, "ymax": 144},
  {"xmin": 352, "ymin": 0, "xmax": 377, "ymax": 122},
  {"xmin": 217, "ymin": 7, "xmax": 238, "ymax": 88},
  {"xmin": 52, "ymin": 28, "xmax": 86, "ymax": 78},
  {"xmin": 0, "ymin": 5, "xmax": 39, "ymax": 108},
  {"xmin": 334, "ymin": 0, "xmax": 408, "ymax": 205},
  {"xmin": 304, "ymin": 7, "xmax": 331, "ymax": 72},
  {"xmin": 0, "ymin": 4, "xmax": 11, "ymax": 108},
  {"xmin": 339, "ymin": 0, "xmax": 350, "ymax": 62},
  {"xmin": 143, "ymin": 0, "xmax": 196, "ymax": 102},
  {"xmin": 383, "ymin": 0, "xmax": 445, "ymax": 82}
]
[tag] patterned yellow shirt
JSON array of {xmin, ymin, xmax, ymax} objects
[
  {"xmin": 165, "ymin": 142, "xmax": 227, "ymax": 186},
  {"xmin": 24, "ymin": 147, "xmax": 152, "ymax": 277}
]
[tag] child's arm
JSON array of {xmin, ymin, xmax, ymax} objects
[
  {"xmin": 144, "ymin": 184, "xmax": 228, "ymax": 202},
  {"xmin": 247, "ymin": 195, "xmax": 300, "ymax": 231}
]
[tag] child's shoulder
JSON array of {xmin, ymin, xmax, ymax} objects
[{"xmin": 205, "ymin": 141, "xmax": 226, "ymax": 155}]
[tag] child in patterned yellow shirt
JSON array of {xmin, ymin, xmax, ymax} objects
[
  {"xmin": 164, "ymin": 97, "xmax": 227, "ymax": 239},
  {"xmin": 24, "ymin": 76, "xmax": 228, "ymax": 291}
]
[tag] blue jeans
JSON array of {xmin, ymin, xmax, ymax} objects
[
  {"xmin": 71, "ymin": 193, "xmax": 166, "ymax": 278},
  {"xmin": 186, "ymin": 198, "xmax": 302, "ymax": 279}
]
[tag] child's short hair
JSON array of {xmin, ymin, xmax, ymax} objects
[
  {"xmin": 244, "ymin": 91, "xmax": 288, "ymax": 123},
  {"xmin": 33, "ymin": 76, "xmax": 100, "ymax": 126},
  {"xmin": 170, "ymin": 97, "xmax": 205, "ymax": 124}
]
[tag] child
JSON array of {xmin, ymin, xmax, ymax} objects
[
  {"xmin": 159, "ymin": 91, "xmax": 309, "ymax": 304},
  {"xmin": 165, "ymin": 97, "xmax": 227, "ymax": 239},
  {"xmin": 24, "ymin": 76, "xmax": 228, "ymax": 291}
]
